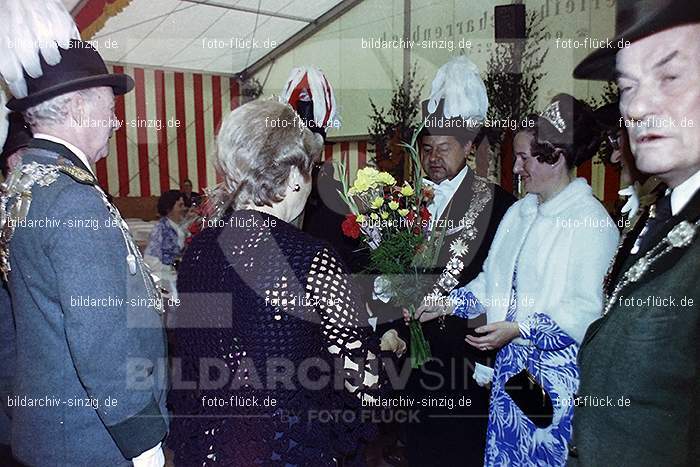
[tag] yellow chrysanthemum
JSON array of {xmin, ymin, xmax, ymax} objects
[
  {"xmin": 349, "ymin": 178, "xmax": 371, "ymax": 195},
  {"xmin": 371, "ymin": 197, "xmax": 384, "ymax": 209},
  {"xmin": 380, "ymin": 211, "xmax": 390, "ymax": 220},
  {"xmin": 400, "ymin": 184, "xmax": 415, "ymax": 197},
  {"xmin": 356, "ymin": 214, "xmax": 365, "ymax": 223},
  {"xmin": 378, "ymin": 172, "xmax": 397, "ymax": 186},
  {"xmin": 398, "ymin": 209, "xmax": 410, "ymax": 217},
  {"xmin": 388, "ymin": 201, "xmax": 399, "ymax": 210},
  {"xmin": 358, "ymin": 167, "xmax": 380, "ymax": 179},
  {"xmin": 370, "ymin": 212, "xmax": 379, "ymax": 220}
]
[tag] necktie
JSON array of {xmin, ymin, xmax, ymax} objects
[{"xmin": 637, "ymin": 193, "xmax": 673, "ymax": 253}]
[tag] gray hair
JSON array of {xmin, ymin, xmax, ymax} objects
[
  {"xmin": 216, "ymin": 99, "xmax": 323, "ymax": 209},
  {"xmin": 23, "ymin": 88, "xmax": 102, "ymax": 128}
]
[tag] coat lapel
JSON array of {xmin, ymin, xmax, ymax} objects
[
  {"xmin": 604, "ymin": 207, "xmax": 650, "ymax": 296},
  {"xmin": 606, "ymin": 187, "xmax": 700, "ymax": 308},
  {"xmin": 439, "ymin": 169, "xmax": 475, "ymax": 230}
]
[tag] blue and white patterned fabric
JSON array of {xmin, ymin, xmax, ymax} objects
[
  {"xmin": 449, "ymin": 280, "xmax": 579, "ymax": 466},
  {"xmin": 145, "ymin": 217, "xmax": 183, "ymax": 266}
]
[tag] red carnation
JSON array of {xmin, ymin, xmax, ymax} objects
[
  {"xmin": 186, "ymin": 221, "xmax": 201, "ymax": 246},
  {"xmin": 419, "ymin": 206, "xmax": 431, "ymax": 222},
  {"xmin": 341, "ymin": 214, "xmax": 361, "ymax": 239}
]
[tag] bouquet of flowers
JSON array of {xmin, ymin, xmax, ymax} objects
[{"xmin": 337, "ymin": 129, "xmax": 444, "ymax": 368}]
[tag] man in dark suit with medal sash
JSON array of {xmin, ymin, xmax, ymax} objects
[
  {"xmin": 377, "ymin": 56, "xmax": 515, "ymax": 467},
  {"xmin": 571, "ymin": 1, "xmax": 700, "ymax": 465},
  {"xmin": 0, "ymin": 41, "xmax": 168, "ymax": 466}
]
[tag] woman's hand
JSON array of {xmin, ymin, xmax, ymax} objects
[{"xmin": 465, "ymin": 321, "xmax": 520, "ymax": 351}]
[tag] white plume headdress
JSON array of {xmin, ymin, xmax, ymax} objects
[
  {"xmin": 427, "ymin": 56, "xmax": 488, "ymax": 122},
  {"xmin": 0, "ymin": 0, "xmax": 80, "ymax": 99},
  {"xmin": 281, "ymin": 66, "xmax": 339, "ymax": 130}
]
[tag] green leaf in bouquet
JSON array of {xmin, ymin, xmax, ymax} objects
[
  {"xmin": 368, "ymin": 230, "xmax": 424, "ymax": 275},
  {"xmin": 334, "ymin": 159, "xmax": 359, "ymax": 214},
  {"xmin": 412, "ymin": 201, "xmax": 451, "ymax": 270},
  {"xmin": 397, "ymin": 121, "xmax": 426, "ymax": 198}
]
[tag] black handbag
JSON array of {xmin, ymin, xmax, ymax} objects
[{"xmin": 505, "ymin": 367, "xmax": 554, "ymax": 428}]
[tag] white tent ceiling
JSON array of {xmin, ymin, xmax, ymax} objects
[{"xmin": 70, "ymin": 0, "xmax": 345, "ymax": 76}]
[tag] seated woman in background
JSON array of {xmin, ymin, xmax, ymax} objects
[
  {"xmin": 144, "ymin": 190, "xmax": 187, "ymax": 296},
  {"xmin": 414, "ymin": 94, "xmax": 619, "ymax": 466},
  {"xmin": 167, "ymin": 99, "xmax": 380, "ymax": 467},
  {"xmin": 145, "ymin": 190, "xmax": 187, "ymax": 266}
]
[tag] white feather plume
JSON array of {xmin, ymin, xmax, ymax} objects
[
  {"xmin": 0, "ymin": 89, "xmax": 9, "ymax": 152},
  {"xmin": 0, "ymin": 0, "xmax": 80, "ymax": 98},
  {"xmin": 427, "ymin": 56, "xmax": 488, "ymax": 122},
  {"xmin": 281, "ymin": 66, "xmax": 339, "ymax": 129}
]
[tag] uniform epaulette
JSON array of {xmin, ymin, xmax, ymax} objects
[
  {"xmin": 58, "ymin": 164, "xmax": 96, "ymax": 185},
  {"xmin": 0, "ymin": 162, "xmax": 62, "ymax": 279}
]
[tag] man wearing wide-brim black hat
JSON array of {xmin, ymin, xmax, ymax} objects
[
  {"xmin": 571, "ymin": 1, "xmax": 700, "ymax": 466},
  {"xmin": 0, "ymin": 32, "xmax": 169, "ymax": 467}
]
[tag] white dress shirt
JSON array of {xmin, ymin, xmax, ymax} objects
[
  {"xmin": 671, "ymin": 169, "xmax": 700, "ymax": 215},
  {"xmin": 33, "ymin": 133, "xmax": 96, "ymax": 177},
  {"xmin": 423, "ymin": 164, "xmax": 470, "ymax": 221}
]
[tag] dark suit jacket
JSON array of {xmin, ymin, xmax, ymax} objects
[
  {"xmin": 302, "ymin": 175, "xmax": 363, "ymax": 272},
  {"xmin": 6, "ymin": 139, "xmax": 169, "ymax": 466},
  {"xmin": 572, "ymin": 188, "xmax": 700, "ymax": 467}
]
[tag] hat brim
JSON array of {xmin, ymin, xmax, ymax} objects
[
  {"xmin": 7, "ymin": 73, "xmax": 134, "ymax": 111},
  {"xmin": 418, "ymin": 124, "xmax": 480, "ymax": 142},
  {"xmin": 574, "ymin": 8, "xmax": 700, "ymax": 80}
]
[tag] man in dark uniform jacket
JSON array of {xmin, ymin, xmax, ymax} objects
[
  {"xmin": 0, "ymin": 103, "xmax": 32, "ymax": 467},
  {"xmin": 0, "ymin": 41, "xmax": 168, "ymax": 466},
  {"xmin": 376, "ymin": 56, "xmax": 515, "ymax": 467},
  {"xmin": 571, "ymin": 1, "xmax": 700, "ymax": 465}
]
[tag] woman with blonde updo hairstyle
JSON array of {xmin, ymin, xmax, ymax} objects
[{"xmin": 168, "ymin": 99, "xmax": 381, "ymax": 467}]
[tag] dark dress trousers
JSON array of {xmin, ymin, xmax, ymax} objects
[
  {"xmin": 572, "ymin": 188, "xmax": 700, "ymax": 467},
  {"xmin": 5, "ymin": 139, "xmax": 168, "ymax": 466}
]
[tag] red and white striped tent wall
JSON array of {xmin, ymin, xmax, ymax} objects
[
  {"xmin": 98, "ymin": 65, "xmax": 238, "ymax": 197},
  {"xmin": 98, "ymin": 66, "xmax": 373, "ymax": 199}
]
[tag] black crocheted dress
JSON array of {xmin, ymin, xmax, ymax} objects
[{"xmin": 167, "ymin": 210, "xmax": 379, "ymax": 466}]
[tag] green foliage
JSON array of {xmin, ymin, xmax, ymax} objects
[
  {"xmin": 482, "ymin": 10, "xmax": 550, "ymax": 149},
  {"xmin": 586, "ymin": 81, "xmax": 619, "ymax": 109},
  {"xmin": 367, "ymin": 65, "xmax": 424, "ymax": 172},
  {"xmin": 398, "ymin": 121, "xmax": 426, "ymax": 202},
  {"xmin": 369, "ymin": 229, "xmax": 424, "ymax": 275}
]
